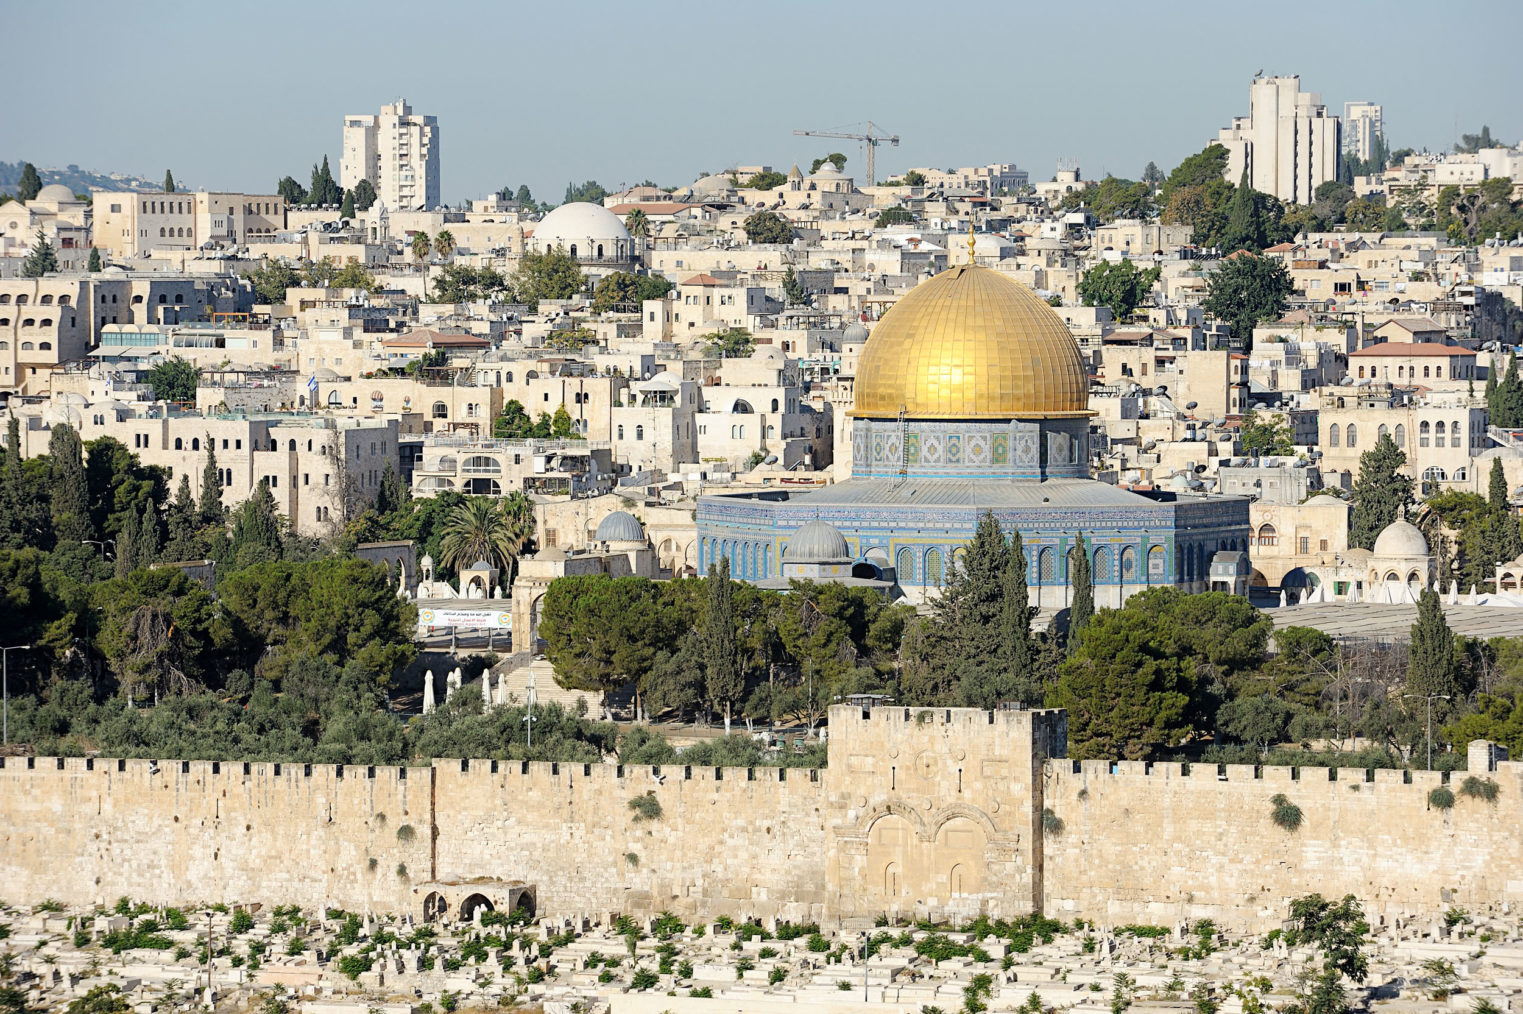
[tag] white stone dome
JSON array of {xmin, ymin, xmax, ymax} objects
[
  {"xmin": 533, "ymin": 202, "xmax": 631, "ymax": 251},
  {"xmin": 594, "ymin": 510, "xmax": 645, "ymax": 543},
  {"xmin": 34, "ymin": 183, "xmax": 77, "ymax": 204},
  {"xmin": 785, "ymin": 521, "xmax": 850, "ymax": 563},
  {"xmin": 1373, "ymin": 518, "xmax": 1428, "ymax": 557},
  {"xmin": 843, "ymin": 323, "xmax": 869, "ymax": 343}
]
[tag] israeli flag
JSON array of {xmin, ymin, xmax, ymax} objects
[{"xmin": 307, "ymin": 375, "xmax": 318, "ymax": 395}]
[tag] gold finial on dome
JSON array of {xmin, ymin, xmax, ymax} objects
[{"xmin": 967, "ymin": 219, "xmax": 976, "ymax": 262}]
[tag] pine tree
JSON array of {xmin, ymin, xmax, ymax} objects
[
  {"xmin": 198, "ymin": 437, "xmax": 224, "ymax": 526},
  {"xmin": 1349, "ymin": 433, "xmax": 1414, "ymax": 550},
  {"xmin": 782, "ymin": 266, "xmax": 808, "ymax": 306},
  {"xmin": 87, "ymin": 246, "xmax": 102, "ymax": 272},
  {"xmin": 165, "ymin": 474, "xmax": 199, "ymax": 561},
  {"xmin": 703, "ymin": 556, "xmax": 742, "ymax": 733},
  {"xmin": 1408, "ymin": 588, "xmax": 1458, "ymax": 701},
  {"xmin": 1221, "ymin": 167, "xmax": 1265, "ymax": 253},
  {"xmin": 1067, "ymin": 532, "xmax": 1093, "ymax": 652},
  {"xmin": 21, "ymin": 229, "xmax": 58, "ymax": 277},
  {"xmin": 16, "ymin": 163, "xmax": 42, "ymax": 203},
  {"xmin": 163, "ymin": 170, "xmax": 176, "ymax": 194},
  {"xmin": 47, "ymin": 423, "xmax": 91, "ymax": 545}
]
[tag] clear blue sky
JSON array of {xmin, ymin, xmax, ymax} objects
[{"xmin": 8, "ymin": 0, "xmax": 1521, "ymax": 203}]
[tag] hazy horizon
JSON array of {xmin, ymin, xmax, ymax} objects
[{"xmin": 8, "ymin": 0, "xmax": 1521, "ymax": 204}]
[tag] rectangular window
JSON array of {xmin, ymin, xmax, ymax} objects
[
  {"xmin": 303, "ymin": 474, "xmax": 309, "ymax": 485},
  {"xmin": 1320, "ymin": 539, "xmax": 1329, "ymax": 551},
  {"xmin": 1298, "ymin": 537, "xmax": 1310, "ymax": 554}
]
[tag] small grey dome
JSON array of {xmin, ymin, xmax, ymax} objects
[
  {"xmin": 1373, "ymin": 519, "xmax": 1428, "ymax": 558},
  {"xmin": 595, "ymin": 510, "xmax": 645, "ymax": 543},
  {"xmin": 843, "ymin": 323, "xmax": 869, "ymax": 343},
  {"xmin": 785, "ymin": 521, "xmax": 850, "ymax": 563}
]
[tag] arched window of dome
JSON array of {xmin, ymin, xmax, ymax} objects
[
  {"xmin": 925, "ymin": 549, "xmax": 943, "ymax": 587},
  {"xmin": 1452, "ymin": 420, "xmax": 1462, "ymax": 447},
  {"xmin": 1148, "ymin": 544, "xmax": 1165, "ymax": 581},
  {"xmin": 1093, "ymin": 546, "xmax": 1112, "ymax": 583},
  {"xmin": 1257, "ymin": 524, "xmax": 1277, "ymax": 547},
  {"xmin": 1120, "ymin": 546, "xmax": 1137, "ymax": 583},
  {"xmin": 896, "ymin": 547, "xmax": 916, "ymax": 584},
  {"xmin": 1328, "ymin": 423, "xmax": 1340, "ymax": 448},
  {"xmin": 1346, "ymin": 424, "xmax": 1357, "ymax": 447},
  {"xmin": 1038, "ymin": 547, "xmax": 1055, "ymax": 582}
]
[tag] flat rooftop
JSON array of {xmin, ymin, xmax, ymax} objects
[{"xmin": 1272, "ymin": 602, "xmax": 1523, "ymax": 641}]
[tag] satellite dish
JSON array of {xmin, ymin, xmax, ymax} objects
[
  {"xmin": 1155, "ymin": 385, "xmax": 1168, "ymax": 396},
  {"xmin": 1212, "ymin": 418, "xmax": 1227, "ymax": 427},
  {"xmin": 763, "ymin": 455, "xmax": 778, "ymax": 465},
  {"xmin": 1186, "ymin": 400, "xmax": 1199, "ymax": 410}
]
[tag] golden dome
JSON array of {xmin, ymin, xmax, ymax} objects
[{"xmin": 851, "ymin": 264, "xmax": 1091, "ymax": 419}]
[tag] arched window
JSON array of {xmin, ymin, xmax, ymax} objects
[
  {"xmin": 925, "ymin": 549, "xmax": 943, "ymax": 587},
  {"xmin": 38, "ymin": 341, "xmax": 51, "ymax": 350},
  {"xmin": 1257, "ymin": 523, "xmax": 1277, "ymax": 547},
  {"xmin": 1328, "ymin": 423, "xmax": 1340, "ymax": 448},
  {"xmin": 431, "ymin": 401, "xmax": 448, "ymax": 419},
  {"xmin": 327, "ymin": 390, "xmax": 341, "ymax": 406},
  {"xmin": 1423, "ymin": 365, "xmax": 1431, "ymax": 378},
  {"xmin": 1422, "ymin": 466, "xmax": 1447, "ymax": 482},
  {"xmin": 1394, "ymin": 423, "xmax": 1405, "ymax": 446},
  {"xmin": 596, "ymin": 243, "xmax": 604, "ymax": 259},
  {"xmin": 39, "ymin": 295, "xmax": 52, "ymax": 305},
  {"xmin": 57, "ymin": 296, "xmax": 69, "ymax": 306},
  {"xmin": 635, "ymin": 425, "xmax": 644, "ymax": 441},
  {"xmin": 1093, "ymin": 546, "xmax": 1113, "ymax": 582},
  {"xmin": 19, "ymin": 341, "xmax": 33, "ymax": 350},
  {"xmin": 1346, "ymin": 424, "xmax": 1357, "ymax": 447},
  {"xmin": 1418, "ymin": 421, "xmax": 1429, "ymax": 447},
  {"xmin": 159, "ymin": 228, "xmax": 165, "ymax": 237},
  {"xmin": 1435, "ymin": 421, "xmax": 1446, "ymax": 440},
  {"xmin": 569, "ymin": 244, "xmax": 577, "ymax": 258},
  {"xmin": 1039, "ymin": 547, "xmax": 1055, "ymax": 581},
  {"xmin": 896, "ymin": 546, "xmax": 916, "ymax": 583},
  {"xmin": 1452, "ymin": 420, "xmax": 1462, "ymax": 447},
  {"xmin": 174, "ymin": 294, "xmax": 184, "ymax": 304},
  {"xmin": 771, "ymin": 398, "xmax": 779, "ymax": 412},
  {"xmin": 38, "ymin": 319, "xmax": 50, "ymax": 328},
  {"xmin": 288, "ymin": 439, "xmax": 297, "ymax": 451},
  {"xmin": 1378, "ymin": 424, "xmax": 1389, "ymax": 440},
  {"xmin": 191, "ymin": 437, "xmax": 200, "ymax": 451},
  {"xmin": 21, "ymin": 320, "xmax": 33, "ymax": 329},
  {"xmin": 1120, "ymin": 545, "xmax": 1137, "ymax": 582},
  {"xmin": 174, "ymin": 437, "xmax": 183, "ymax": 450},
  {"xmin": 617, "ymin": 425, "xmax": 624, "ymax": 440}
]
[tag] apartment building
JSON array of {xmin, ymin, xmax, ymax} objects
[
  {"xmin": 1343, "ymin": 102, "xmax": 1383, "ymax": 162},
  {"xmin": 341, "ymin": 99, "xmax": 440, "ymax": 211},
  {"xmin": 91, "ymin": 191, "xmax": 286, "ymax": 260},
  {"xmin": 1216, "ymin": 75, "xmax": 1341, "ymax": 205}
]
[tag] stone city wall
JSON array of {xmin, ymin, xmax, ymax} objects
[
  {"xmin": 1041, "ymin": 756, "xmax": 1523, "ymax": 931},
  {"xmin": 2, "ymin": 713, "xmax": 1519, "ymax": 931}
]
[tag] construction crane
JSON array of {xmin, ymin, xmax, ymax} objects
[{"xmin": 793, "ymin": 121, "xmax": 900, "ymax": 187}]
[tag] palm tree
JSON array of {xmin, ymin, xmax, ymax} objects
[
  {"xmin": 434, "ymin": 230, "xmax": 455, "ymax": 262},
  {"xmin": 438, "ymin": 495, "xmax": 536, "ymax": 587},
  {"xmin": 624, "ymin": 209, "xmax": 649, "ymax": 237},
  {"xmin": 410, "ymin": 231, "xmax": 431, "ymax": 267}
]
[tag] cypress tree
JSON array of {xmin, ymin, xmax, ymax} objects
[
  {"xmin": 1490, "ymin": 457, "xmax": 1510, "ymax": 512},
  {"xmin": 1221, "ymin": 166, "xmax": 1265, "ymax": 253},
  {"xmin": 1000, "ymin": 529, "xmax": 1036, "ymax": 703},
  {"xmin": 1497, "ymin": 355, "xmax": 1523, "ymax": 428},
  {"xmin": 1408, "ymin": 588, "xmax": 1457, "ymax": 702},
  {"xmin": 0, "ymin": 415, "xmax": 20, "ymax": 548},
  {"xmin": 227, "ymin": 480, "xmax": 284, "ymax": 570},
  {"xmin": 165, "ymin": 474, "xmax": 198, "ymax": 561},
  {"xmin": 87, "ymin": 247, "xmax": 102, "ymax": 272},
  {"xmin": 16, "ymin": 163, "xmax": 41, "ymax": 203},
  {"xmin": 1488, "ymin": 458, "xmax": 1523, "ymax": 564},
  {"xmin": 340, "ymin": 189, "xmax": 356, "ymax": 220},
  {"xmin": 163, "ymin": 170, "xmax": 176, "ymax": 194},
  {"xmin": 48, "ymin": 423, "xmax": 91, "ymax": 545},
  {"xmin": 376, "ymin": 461, "xmax": 410, "ymax": 516},
  {"xmin": 198, "ymin": 436, "xmax": 224, "ymax": 526},
  {"xmin": 114, "ymin": 507, "xmax": 139, "ymax": 579},
  {"xmin": 1485, "ymin": 362, "xmax": 1499, "ymax": 416},
  {"xmin": 703, "ymin": 556, "xmax": 741, "ymax": 733},
  {"xmin": 1068, "ymin": 532, "xmax": 1093, "ymax": 651},
  {"xmin": 1349, "ymin": 433, "xmax": 1414, "ymax": 550},
  {"xmin": 137, "ymin": 498, "xmax": 160, "ymax": 568}
]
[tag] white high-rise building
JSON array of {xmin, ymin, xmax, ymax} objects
[
  {"xmin": 1343, "ymin": 102, "xmax": 1383, "ymax": 162},
  {"xmin": 341, "ymin": 99, "xmax": 440, "ymax": 211},
  {"xmin": 1215, "ymin": 75, "xmax": 1341, "ymax": 205}
]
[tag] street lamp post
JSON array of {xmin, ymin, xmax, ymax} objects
[
  {"xmin": 2, "ymin": 644, "xmax": 30, "ymax": 746},
  {"xmin": 1403, "ymin": 693, "xmax": 1452, "ymax": 769}
]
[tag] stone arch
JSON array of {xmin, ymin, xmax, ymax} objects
[
  {"xmin": 1147, "ymin": 544, "xmax": 1165, "ymax": 582},
  {"xmin": 928, "ymin": 802, "xmax": 1001, "ymax": 840},
  {"xmin": 1120, "ymin": 545, "xmax": 1137, "ymax": 583},
  {"xmin": 459, "ymin": 893, "xmax": 494, "ymax": 922},
  {"xmin": 423, "ymin": 892, "xmax": 449, "ymax": 922}
]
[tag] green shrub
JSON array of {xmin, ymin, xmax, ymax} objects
[
  {"xmin": 807, "ymin": 932, "xmax": 829, "ymax": 952},
  {"xmin": 286, "ymin": 938, "xmax": 306, "ymax": 956},
  {"xmin": 1269, "ymin": 793, "xmax": 1303, "ymax": 831},
  {"xmin": 758, "ymin": 946, "xmax": 778, "ymax": 959},
  {"xmin": 838, "ymin": 981, "xmax": 854, "ymax": 991},
  {"xmin": 525, "ymin": 965, "xmax": 546, "ymax": 984},
  {"xmin": 625, "ymin": 852, "xmax": 640, "ymax": 867},
  {"xmin": 439, "ymin": 992, "xmax": 458, "ymax": 1013},
  {"xmin": 678, "ymin": 960, "xmax": 693, "ymax": 978},
  {"xmin": 1429, "ymin": 786, "xmax": 1456, "ymax": 810},
  {"xmin": 628, "ymin": 793, "xmax": 663, "ymax": 822},
  {"xmin": 690, "ymin": 987, "xmax": 713, "ymax": 998},
  {"xmin": 652, "ymin": 911, "xmax": 686, "ymax": 938},
  {"xmin": 337, "ymin": 954, "xmax": 373, "ymax": 980},
  {"xmin": 631, "ymin": 968, "xmax": 660, "ymax": 990},
  {"xmin": 230, "ymin": 909, "xmax": 254, "ymax": 934},
  {"xmin": 598, "ymin": 969, "xmax": 614, "ymax": 984},
  {"xmin": 164, "ymin": 908, "xmax": 189, "ymax": 930},
  {"xmin": 1460, "ymin": 776, "xmax": 1500, "ymax": 803},
  {"xmin": 1041, "ymin": 808, "xmax": 1064, "ymax": 836},
  {"xmin": 769, "ymin": 967, "xmax": 787, "ymax": 985},
  {"xmin": 396, "ymin": 824, "xmax": 416, "ymax": 842}
]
